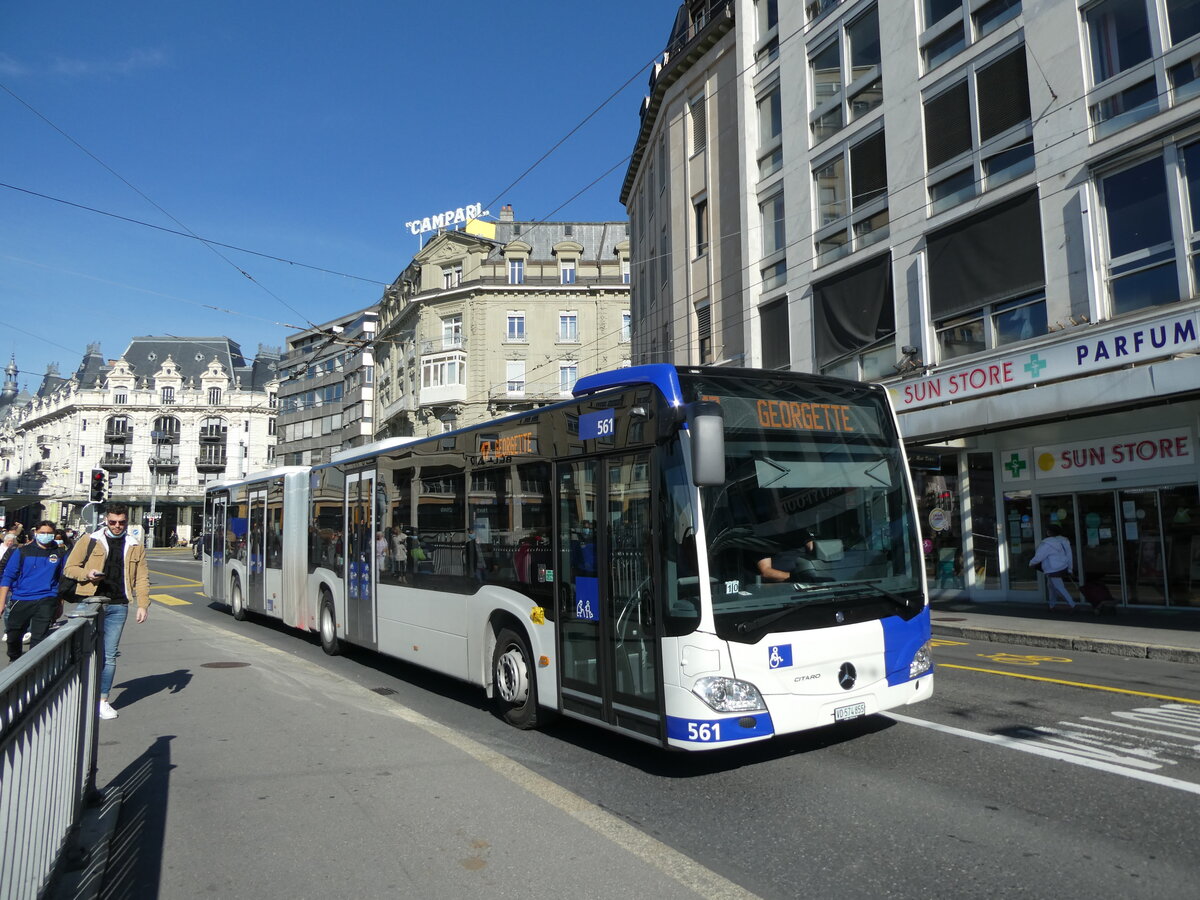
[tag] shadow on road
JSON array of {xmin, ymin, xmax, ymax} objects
[{"xmin": 99, "ymin": 734, "xmax": 175, "ymax": 899}]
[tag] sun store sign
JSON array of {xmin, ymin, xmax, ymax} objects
[
  {"xmin": 891, "ymin": 308, "xmax": 1200, "ymax": 412},
  {"xmin": 1000, "ymin": 429, "xmax": 1194, "ymax": 482}
]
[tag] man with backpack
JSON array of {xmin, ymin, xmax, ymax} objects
[{"xmin": 1, "ymin": 520, "xmax": 67, "ymax": 661}]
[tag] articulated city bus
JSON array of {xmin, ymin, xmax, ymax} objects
[{"xmin": 201, "ymin": 365, "xmax": 933, "ymax": 750}]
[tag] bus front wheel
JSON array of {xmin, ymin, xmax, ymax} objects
[
  {"xmin": 319, "ymin": 593, "xmax": 340, "ymax": 656},
  {"xmin": 492, "ymin": 627, "xmax": 538, "ymax": 729},
  {"xmin": 230, "ymin": 576, "xmax": 247, "ymax": 621}
]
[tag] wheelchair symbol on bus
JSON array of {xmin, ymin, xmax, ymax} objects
[{"xmin": 768, "ymin": 644, "xmax": 792, "ymax": 668}]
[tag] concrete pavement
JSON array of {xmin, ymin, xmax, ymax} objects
[
  {"xmin": 50, "ymin": 606, "xmax": 749, "ymax": 900},
  {"xmin": 931, "ymin": 598, "xmax": 1200, "ymax": 664}
]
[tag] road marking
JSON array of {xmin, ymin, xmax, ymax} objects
[
  {"xmin": 148, "ymin": 569, "xmax": 201, "ymax": 585},
  {"xmin": 975, "ymin": 652, "xmax": 1073, "ymax": 666},
  {"xmin": 938, "ymin": 663, "xmax": 1200, "ymax": 705},
  {"xmin": 930, "ymin": 638, "xmax": 968, "ymax": 647},
  {"xmin": 155, "ymin": 606, "xmax": 758, "ymax": 900},
  {"xmin": 886, "ymin": 711, "xmax": 1200, "ymax": 796},
  {"xmin": 151, "ymin": 593, "xmax": 190, "ymax": 606}
]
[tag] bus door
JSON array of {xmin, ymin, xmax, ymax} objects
[
  {"xmin": 557, "ymin": 451, "xmax": 661, "ymax": 741},
  {"xmin": 208, "ymin": 493, "xmax": 228, "ymax": 602},
  {"xmin": 345, "ymin": 470, "xmax": 377, "ymax": 647},
  {"xmin": 247, "ymin": 486, "xmax": 267, "ymax": 611}
]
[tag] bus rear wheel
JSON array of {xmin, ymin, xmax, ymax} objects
[
  {"xmin": 230, "ymin": 576, "xmax": 247, "ymax": 621},
  {"xmin": 319, "ymin": 593, "xmax": 340, "ymax": 656},
  {"xmin": 492, "ymin": 627, "xmax": 538, "ymax": 729}
]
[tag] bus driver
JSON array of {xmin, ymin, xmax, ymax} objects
[{"xmin": 757, "ymin": 532, "xmax": 818, "ymax": 583}]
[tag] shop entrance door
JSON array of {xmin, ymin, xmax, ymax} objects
[{"xmin": 1036, "ymin": 489, "xmax": 1195, "ymax": 609}]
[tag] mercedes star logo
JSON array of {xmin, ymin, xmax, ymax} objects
[{"xmin": 838, "ymin": 662, "xmax": 857, "ymax": 690}]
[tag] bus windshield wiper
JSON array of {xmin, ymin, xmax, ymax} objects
[
  {"xmin": 735, "ymin": 589, "xmax": 837, "ymax": 634},
  {"xmin": 846, "ymin": 580, "xmax": 918, "ymax": 610}
]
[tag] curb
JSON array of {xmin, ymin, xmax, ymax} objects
[
  {"xmin": 48, "ymin": 786, "xmax": 124, "ymax": 900},
  {"xmin": 931, "ymin": 624, "xmax": 1200, "ymax": 665}
]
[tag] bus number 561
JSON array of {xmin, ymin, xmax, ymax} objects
[{"xmin": 687, "ymin": 722, "xmax": 721, "ymax": 741}]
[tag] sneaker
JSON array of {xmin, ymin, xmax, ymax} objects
[{"xmin": 98, "ymin": 700, "xmax": 118, "ymax": 720}]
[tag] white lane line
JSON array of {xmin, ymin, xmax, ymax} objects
[{"xmin": 885, "ymin": 711, "xmax": 1200, "ymax": 796}]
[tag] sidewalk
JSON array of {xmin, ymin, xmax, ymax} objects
[
  {"xmin": 930, "ymin": 598, "xmax": 1200, "ymax": 664},
  {"xmin": 50, "ymin": 605, "xmax": 744, "ymax": 900}
]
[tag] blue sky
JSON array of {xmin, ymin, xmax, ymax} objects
[{"xmin": 1, "ymin": 1, "xmax": 673, "ymax": 390}]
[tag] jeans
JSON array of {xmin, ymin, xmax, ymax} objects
[{"xmin": 75, "ymin": 600, "xmax": 129, "ymax": 696}]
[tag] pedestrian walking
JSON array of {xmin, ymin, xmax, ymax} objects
[
  {"xmin": 1031, "ymin": 523, "xmax": 1077, "ymax": 611},
  {"xmin": 1, "ymin": 520, "xmax": 67, "ymax": 662},
  {"xmin": 389, "ymin": 525, "xmax": 407, "ymax": 580},
  {"xmin": 62, "ymin": 504, "xmax": 150, "ymax": 720}
]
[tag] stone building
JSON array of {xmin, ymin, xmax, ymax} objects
[
  {"xmin": 374, "ymin": 207, "xmax": 632, "ymax": 439},
  {"xmin": 276, "ymin": 306, "xmax": 379, "ymax": 465},
  {"xmin": 0, "ymin": 337, "xmax": 279, "ymax": 544},
  {"xmin": 622, "ymin": 0, "xmax": 1200, "ymax": 610}
]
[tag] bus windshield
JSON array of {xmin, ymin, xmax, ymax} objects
[{"xmin": 684, "ymin": 374, "xmax": 922, "ymax": 640}]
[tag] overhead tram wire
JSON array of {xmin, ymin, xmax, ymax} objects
[
  {"xmin": 1, "ymin": 82, "xmax": 324, "ymax": 332},
  {"xmin": 0, "ymin": 183, "xmax": 388, "ymax": 288}
]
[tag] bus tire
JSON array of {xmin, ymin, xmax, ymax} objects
[
  {"xmin": 319, "ymin": 593, "xmax": 340, "ymax": 656},
  {"xmin": 230, "ymin": 575, "xmax": 247, "ymax": 621},
  {"xmin": 492, "ymin": 627, "xmax": 537, "ymax": 729}
]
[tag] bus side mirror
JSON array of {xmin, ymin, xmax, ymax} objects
[{"xmin": 687, "ymin": 401, "xmax": 725, "ymax": 486}]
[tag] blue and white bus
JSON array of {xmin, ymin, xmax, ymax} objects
[{"xmin": 202, "ymin": 365, "xmax": 933, "ymax": 750}]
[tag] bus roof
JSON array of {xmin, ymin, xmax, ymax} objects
[
  {"xmin": 203, "ymin": 465, "xmax": 309, "ymax": 492},
  {"xmin": 572, "ymin": 364, "xmax": 683, "ymax": 407}
]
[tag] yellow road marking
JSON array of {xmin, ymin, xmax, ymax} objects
[
  {"xmin": 151, "ymin": 593, "xmax": 191, "ymax": 607},
  {"xmin": 149, "ymin": 583, "xmax": 204, "ymax": 590},
  {"xmin": 149, "ymin": 568, "xmax": 201, "ymax": 585},
  {"xmin": 931, "ymin": 638, "xmax": 969, "ymax": 647},
  {"xmin": 940, "ymin": 662, "xmax": 1200, "ymax": 705}
]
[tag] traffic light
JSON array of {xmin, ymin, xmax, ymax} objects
[{"xmin": 89, "ymin": 468, "xmax": 107, "ymax": 502}]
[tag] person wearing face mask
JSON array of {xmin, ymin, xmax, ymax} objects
[
  {"xmin": 0, "ymin": 521, "xmax": 67, "ymax": 662},
  {"xmin": 63, "ymin": 503, "xmax": 150, "ymax": 720}
]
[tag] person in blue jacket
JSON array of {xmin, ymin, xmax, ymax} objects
[{"xmin": 1, "ymin": 520, "xmax": 67, "ymax": 661}]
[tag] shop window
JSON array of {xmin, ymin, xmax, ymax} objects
[
  {"xmin": 968, "ymin": 452, "xmax": 1000, "ymax": 589},
  {"xmin": 913, "ymin": 454, "xmax": 965, "ymax": 592},
  {"xmin": 1003, "ymin": 490, "xmax": 1037, "ymax": 591}
]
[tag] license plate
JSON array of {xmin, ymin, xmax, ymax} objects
[{"xmin": 834, "ymin": 702, "xmax": 867, "ymax": 722}]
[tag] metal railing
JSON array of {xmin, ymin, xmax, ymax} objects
[{"xmin": 0, "ymin": 618, "xmax": 101, "ymax": 900}]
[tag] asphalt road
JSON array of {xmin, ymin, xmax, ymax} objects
[{"xmin": 143, "ymin": 552, "xmax": 1200, "ymax": 899}]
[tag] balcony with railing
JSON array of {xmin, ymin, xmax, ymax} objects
[
  {"xmin": 195, "ymin": 450, "xmax": 228, "ymax": 471},
  {"xmin": 488, "ymin": 380, "xmax": 573, "ymax": 402},
  {"xmin": 100, "ymin": 453, "xmax": 132, "ymax": 470},
  {"xmin": 148, "ymin": 453, "xmax": 180, "ymax": 469},
  {"xmin": 103, "ymin": 425, "xmax": 133, "ymax": 442},
  {"xmin": 419, "ymin": 335, "xmax": 465, "ymax": 354}
]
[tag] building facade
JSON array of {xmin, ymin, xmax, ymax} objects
[
  {"xmin": 375, "ymin": 208, "xmax": 632, "ymax": 439},
  {"xmin": 624, "ymin": 0, "xmax": 1200, "ymax": 610},
  {"xmin": 0, "ymin": 338, "xmax": 279, "ymax": 544},
  {"xmin": 276, "ymin": 306, "xmax": 379, "ymax": 465}
]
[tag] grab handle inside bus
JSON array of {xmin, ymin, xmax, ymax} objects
[{"xmin": 687, "ymin": 401, "xmax": 725, "ymax": 486}]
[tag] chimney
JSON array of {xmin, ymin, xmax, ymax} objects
[{"xmin": 500, "ymin": 204, "xmax": 514, "ymax": 223}]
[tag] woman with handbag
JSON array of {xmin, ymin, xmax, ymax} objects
[{"xmin": 1030, "ymin": 524, "xmax": 1078, "ymax": 611}]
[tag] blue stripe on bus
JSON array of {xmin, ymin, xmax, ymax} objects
[
  {"xmin": 666, "ymin": 713, "xmax": 775, "ymax": 744},
  {"xmin": 572, "ymin": 364, "xmax": 684, "ymax": 407},
  {"xmin": 881, "ymin": 606, "xmax": 931, "ymax": 686}
]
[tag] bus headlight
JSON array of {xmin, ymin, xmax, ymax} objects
[
  {"xmin": 910, "ymin": 641, "xmax": 933, "ymax": 679},
  {"xmin": 692, "ymin": 676, "xmax": 767, "ymax": 713}
]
